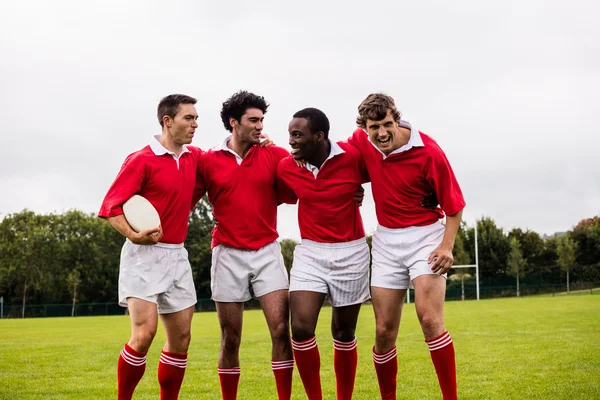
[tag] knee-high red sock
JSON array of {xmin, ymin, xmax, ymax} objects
[
  {"xmin": 373, "ymin": 346, "xmax": 397, "ymax": 400},
  {"xmin": 292, "ymin": 336, "xmax": 322, "ymax": 400},
  {"xmin": 218, "ymin": 367, "xmax": 240, "ymax": 400},
  {"xmin": 158, "ymin": 350, "xmax": 187, "ymax": 400},
  {"xmin": 333, "ymin": 338, "xmax": 358, "ymax": 400},
  {"xmin": 426, "ymin": 331, "xmax": 457, "ymax": 400},
  {"xmin": 118, "ymin": 343, "xmax": 147, "ymax": 400},
  {"xmin": 272, "ymin": 359, "xmax": 294, "ymax": 400}
]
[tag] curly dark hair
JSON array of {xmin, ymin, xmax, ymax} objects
[
  {"xmin": 293, "ymin": 107, "xmax": 330, "ymax": 140},
  {"xmin": 356, "ymin": 93, "xmax": 401, "ymax": 128},
  {"xmin": 220, "ymin": 91, "xmax": 269, "ymax": 132},
  {"xmin": 157, "ymin": 94, "xmax": 197, "ymax": 127}
]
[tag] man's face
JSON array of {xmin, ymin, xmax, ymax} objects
[
  {"xmin": 365, "ymin": 109, "xmax": 400, "ymax": 155},
  {"xmin": 288, "ymin": 117, "xmax": 320, "ymax": 161},
  {"xmin": 168, "ymin": 103, "xmax": 198, "ymax": 145},
  {"xmin": 233, "ymin": 108, "xmax": 264, "ymax": 144}
]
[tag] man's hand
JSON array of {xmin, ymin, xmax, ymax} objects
[
  {"xmin": 294, "ymin": 159, "xmax": 306, "ymax": 168},
  {"xmin": 354, "ymin": 185, "xmax": 365, "ymax": 207},
  {"xmin": 421, "ymin": 191, "xmax": 439, "ymax": 209},
  {"xmin": 259, "ymin": 133, "xmax": 274, "ymax": 147},
  {"xmin": 129, "ymin": 226, "xmax": 163, "ymax": 245},
  {"xmin": 428, "ymin": 245, "xmax": 454, "ymax": 274}
]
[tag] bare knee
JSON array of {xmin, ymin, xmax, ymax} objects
[
  {"xmin": 130, "ymin": 326, "xmax": 157, "ymax": 353},
  {"xmin": 270, "ymin": 319, "xmax": 291, "ymax": 343},
  {"xmin": 170, "ymin": 327, "xmax": 192, "ymax": 353},
  {"xmin": 375, "ymin": 320, "xmax": 399, "ymax": 348},
  {"xmin": 418, "ymin": 312, "xmax": 444, "ymax": 339},
  {"xmin": 292, "ymin": 322, "xmax": 315, "ymax": 341},
  {"xmin": 221, "ymin": 327, "xmax": 242, "ymax": 355}
]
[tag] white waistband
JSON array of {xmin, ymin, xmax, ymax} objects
[
  {"xmin": 300, "ymin": 237, "xmax": 366, "ymax": 249},
  {"xmin": 376, "ymin": 221, "xmax": 443, "ymax": 235},
  {"xmin": 126, "ymin": 239, "xmax": 184, "ymax": 249}
]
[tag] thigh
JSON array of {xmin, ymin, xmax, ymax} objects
[
  {"xmin": 252, "ymin": 242, "xmax": 290, "ymax": 298},
  {"xmin": 211, "ymin": 246, "xmax": 252, "ymax": 302},
  {"xmin": 406, "ymin": 223, "xmax": 446, "ymax": 281},
  {"xmin": 258, "ymin": 289, "xmax": 290, "ymax": 334},
  {"xmin": 412, "ymin": 274, "xmax": 446, "ymax": 326},
  {"xmin": 158, "ymin": 247, "xmax": 197, "ymax": 314},
  {"xmin": 290, "ymin": 291, "xmax": 326, "ymax": 340},
  {"xmin": 371, "ymin": 287, "xmax": 406, "ymax": 330},
  {"xmin": 216, "ymin": 301, "xmax": 245, "ymax": 334},
  {"xmin": 331, "ymin": 303, "xmax": 362, "ymax": 341},
  {"xmin": 160, "ymin": 305, "xmax": 195, "ymax": 353},
  {"xmin": 127, "ymin": 297, "xmax": 159, "ymax": 334}
]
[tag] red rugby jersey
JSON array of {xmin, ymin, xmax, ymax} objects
[
  {"xmin": 195, "ymin": 139, "xmax": 289, "ymax": 250},
  {"xmin": 98, "ymin": 138, "xmax": 203, "ymax": 244},
  {"xmin": 276, "ymin": 141, "xmax": 369, "ymax": 243},
  {"xmin": 348, "ymin": 125, "xmax": 465, "ymax": 229}
]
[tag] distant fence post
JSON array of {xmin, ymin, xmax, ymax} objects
[{"xmin": 0, "ymin": 296, "xmax": 3, "ymax": 319}]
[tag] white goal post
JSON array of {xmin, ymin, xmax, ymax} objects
[{"xmin": 406, "ymin": 222, "xmax": 480, "ymax": 302}]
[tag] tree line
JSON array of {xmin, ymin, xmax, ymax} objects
[{"xmin": 1, "ymin": 199, "xmax": 599, "ymax": 317}]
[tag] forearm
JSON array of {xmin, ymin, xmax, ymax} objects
[
  {"xmin": 107, "ymin": 214, "xmax": 136, "ymax": 241},
  {"xmin": 440, "ymin": 209, "xmax": 463, "ymax": 250}
]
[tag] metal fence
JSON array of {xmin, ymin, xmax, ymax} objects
[{"xmin": 1, "ymin": 283, "xmax": 598, "ymax": 318}]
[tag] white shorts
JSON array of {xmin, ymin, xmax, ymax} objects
[
  {"xmin": 119, "ymin": 240, "xmax": 197, "ymax": 314},
  {"xmin": 290, "ymin": 238, "xmax": 371, "ymax": 308},
  {"xmin": 371, "ymin": 221, "xmax": 446, "ymax": 290},
  {"xmin": 210, "ymin": 241, "xmax": 289, "ymax": 302}
]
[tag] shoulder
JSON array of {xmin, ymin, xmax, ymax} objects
[
  {"xmin": 123, "ymin": 145, "xmax": 153, "ymax": 165},
  {"xmin": 277, "ymin": 155, "xmax": 296, "ymax": 172},
  {"xmin": 264, "ymin": 144, "xmax": 290, "ymax": 159},
  {"xmin": 337, "ymin": 141, "xmax": 361, "ymax": 156},
  {"xmin": 419, "ymin": 132, "xmax": 446, "ymax": 157}
]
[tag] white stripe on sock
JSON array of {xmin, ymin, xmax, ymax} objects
[
  {"xmin": 271, "ymin": 360, "xmax": 295, "ymax": 370},
  {"xmin": 333, "ymin": 338, "xmax": 357, "ymax": 351},
  {"xmin": 372, "ymin": 348, "xmax": 397, "ymax": 365},
  {"xmin": 218, "ymin": 367, "xmax": 241, "ymax": 375},
  {"xmin": 120, "ymin": 348, "xmax": 146, "ymax": 367},
  {"xmin": 292, "ymin": 337, "xmax": 317, "ymax": 351},
  {"xmin": 426, "ymin": 332, "xmax": 453, "ymax": 351},
  {"xmin": 160, "ymin": 353, "xmax": 187, "ymax": 369}
]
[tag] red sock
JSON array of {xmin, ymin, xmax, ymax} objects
[
  {"xmin": 118, "ymin": 343, "xmax": 147, "ymax": 400},
  {"xmin": 333, "ymin": 338, "xmax": 358, "ymax": 400},
  {"xmin": 158, "ymin": 350, "xmax": 187, "ymax": 400},
  {"xmin": 218, "ymin": 367, "xmax": 241, "ymax": 400},
  {"xmin": 292, "ymin": 336, "xmax": 322, "ymax": 400},
  {"xmin": 373, "ymin": 346, "xmax": 397, "ymax": 400},
  {"xmin": 426, "ymin": 331, "xmax": 457, "ymax": 400},
  {"xmin": 271, "ymin": 359, "xmax": 294, "ymax": 400}
]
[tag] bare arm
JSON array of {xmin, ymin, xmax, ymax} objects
[
  {"xmin": 107, "ymin": 214, "xmax": 163, "ymax": 245},
  {"xmin": 428, "ymin": 209, "xmax": 463, "ymax": 274}
]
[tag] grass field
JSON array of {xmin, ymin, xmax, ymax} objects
[{"xmin": 1, "ymin": 295, "xmax": 599, "ymax": 400}]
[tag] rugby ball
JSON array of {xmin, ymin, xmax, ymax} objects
[{"xmin": 122, "ymin": 195, "xmax": 161, "ymax": 232}]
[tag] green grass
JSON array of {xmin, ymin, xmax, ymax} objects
[{"xmin": 1, "ymin": 296, "xmax": 599, "ymax": 399}]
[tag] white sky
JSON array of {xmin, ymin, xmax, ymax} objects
[{"xmin": 1, "ymin": 0, "xmax": 598, "ymax": 241}]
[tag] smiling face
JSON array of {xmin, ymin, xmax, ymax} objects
[
  {"xmin": 288, "ymin": 117, "xmax": 322, "ymax": 160},
  {"xmin": 365, "ymin": 109, "xmax": 401, "ymax": 155},
  {"xmin": 231, "ymin": 107, "xmax": 264, "ymax": 144}
]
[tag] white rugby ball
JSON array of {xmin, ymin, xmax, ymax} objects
[{"xmin": 122, "ymin": 195, "xmax": 161, "ymax": 232}]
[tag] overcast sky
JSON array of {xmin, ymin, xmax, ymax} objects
[{"xmin": 1, "ymin": 0, "xmax": 598, "ymax": 241}]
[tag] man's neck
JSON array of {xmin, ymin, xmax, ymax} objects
[
  {"xmin": 307, "ymin": 140, "xmax": 331, "ymax": 169},
  {"xmin": 392, "ymin": 127, "xmax": 412, "ymax": 151},
  {"xmin": 228, "ymin": 133, "xmax": 254, "ymax": 159},
  {"xmin": 158, "ymin": 133, "xmax": 183, "ymax": 156}
]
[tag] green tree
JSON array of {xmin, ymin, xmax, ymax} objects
[
  {"xmin": 280, "ymin": 239, "xmax": 298, "ymax": 273},
  {"xmin": 556, "ymin": 233, "xmax": 577, "ymax": 294},
  {"xmin": 449, "ymin": 229, "xmax": 472, "ymax": 300},
  {"xmin": 0, "ymin": 211, "xmax": 60, "ymax": 317},
  {"xmin": 507, "ymin": 237, "xmax": 527, "ymax": 297},
  {"xmin": 475, "ymin": 217, "xmax": 511, "ymax": 282},
  {"xmin": 186, "ymin": 197, "xmax": 214, "ymax": 299}
]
